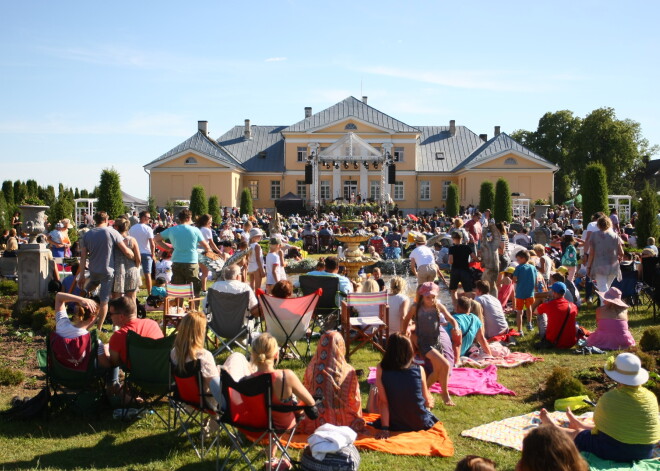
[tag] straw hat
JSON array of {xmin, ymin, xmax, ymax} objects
[
  {"xmin": 249, "ymin": 228, "xmax": 262, "ymax": 239},
  {"xmin": 555, "ymin": 266, "xmax": 569, "ymax": 276},
  {"xmin": 604, "ymin": 353, "xmax": 649, "ymax": 386},
  {"xmin": 596, "ymin": 286, "xmax": 628, "ymax": 308},
  {"xmin": 415, "ymin": 234, "xmax": 427, "ymax": 244},
  {"xmin": 501, "ymin": 266, "xmax": 515, "ymax": 275}
]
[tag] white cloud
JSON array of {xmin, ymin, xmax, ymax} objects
[{"xmin": 265, "ymin": 57, "xmax": 287, "ymax": 62}]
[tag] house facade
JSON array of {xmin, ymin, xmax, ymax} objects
[{"xmin": 145, "ymin": 96, "xmax": 558, "ymax": 212}]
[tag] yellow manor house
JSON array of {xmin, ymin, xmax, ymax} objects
[{"xmin": 145, "ymin": 96, "xmax": 558, "ymax": 213}]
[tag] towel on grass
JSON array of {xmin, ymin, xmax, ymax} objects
[
  {"xmin": 368, "ymin": 364, "xmax": 515, "ymax": 396},
  {"xmin": 582, "ymin": 452, "xmax": 660, "ymax": 470},
  {"xmin": 286, "ymin": 413, "xmax": 454, "ymax": 457},
  {"xmin": 461, "ymin": 350, "xmax": 543, "ymax": 369}
]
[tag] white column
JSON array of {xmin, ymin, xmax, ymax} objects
[
  {"xmin": 309, "ymin": 142, "xmax": 319, "ymax": 209},
  {"xmin": 382, "ymin": 143, "xmax": 393, "ymax": 207},
  {"xmin": 333, "ymin": 165, "xmax": 341, "ymax": 199},
  {"xmin": 359, "ymin": 162, "xmax": 368, "ymax": 200}
]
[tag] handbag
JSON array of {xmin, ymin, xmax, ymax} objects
[{"xmin": 301, "ymin": 444, "xmax": 361, "ymax": 471}]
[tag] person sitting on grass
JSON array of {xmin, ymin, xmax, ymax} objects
[
  {"xmin": 473, "ymin": 280, "xmax": 509, "ymax": 340},
  {"xmin": 450, "ymin": 297, "xmax": 493, "ymax": 361},
  {"xmin": 516, "ymin": 425, "xmax": 588, "ymax": 471},
  {"xmin": 387, "ymin": 276, "xmax": 410, "ymax": 334},
  {"xmin": 540, "ymin": 353, "xmax": 660, "ymax": 463},
  {"xmin": 535, "ymin": 282, "xmax": 578, "ymax": 349},
  {"xmin": 586, "ymin": 287, "xmax": 635, "ymax": 351},
  {"xmin": 375, "ymin": 333, "xmax": 437, "ymax": 438},
  {"xmin": 402, "ymin": 282, "xmax": 458, "ymax": 406},
  {"xmin": 512, "ymin": 250, "xmax": 538, "ymax": 334}
]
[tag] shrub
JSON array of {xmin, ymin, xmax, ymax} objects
[
  {"xmin": 96, "ymin": 168, "xmax": 124, "ymax": 219},
  {"xmin": 189, "ymin": 185, "xmax": 208, "ymax": 219},
  {"xmin": 544, "ymin": 367, "xmax": 587, "ymax": 401},
  {"xmin": 581, "ymin": 163, "xmax": 608, "ymax": 222},
  {"xmin": 0, "ymin": 279, "xmax": 18, "ymax": 296},
  {"xmin": 494, "ymin": 178, "xmax": 512, "ymax": 222},
  {"xmin": 240, "ymin": 188, "xmax": 254, "ymax": 217},
  {"xmin": 31, "ymin": 306, "xmax": 55, "ymax": 333},
  {"xmin": 0, "ymin": 367, "xmax": 24, "ymax": 386},
  {"xmin": 446, "ymin": 184, "xmax": 459, "ymax": 217},
  {"xmin": 479, "ymin": 181, "xmax": 495, "ymax": 213},
  {"xmin": 640, "ymin": 327, "xmax": 660, "ymax": 352},
  {"xmin": 12, "ymin": 300, "xmax": 51, "ymax": 327},
  {"xmin": 636, "ymin": 182, "xmax": 659, "ymax": 249}
]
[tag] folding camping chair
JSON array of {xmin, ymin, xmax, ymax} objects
[
  {"xmin": 611, "ymin": 270, "xmax": 641, "ymax": 313},
  {"xmin": 302, "ymin": 234, "xmax": 319, "ymax": 254},
  {"xmin": 163, "ymin": 282, "xmax": 204, "ymax": 334},
  {"xmin": 121, "ymin": 331, "xmax": 176, "ymax": 427},
  {"xmin": 39, "ymin": 329, "xmax": 104, "ymax": 416},
  {"xmin": 299, "ymin": 275, "xmax": 344, "ymax": 331},
  {"xmin": 217, "ymin": 369, "xmax": 311, "ymax": 471},
  {"xmin": 170, "ymin": 360, "xmax": 220, "ymax": 459},
  {"xmin": 318, "ymin": 234, "xmax": 334, "ymax": 253},
  {"xmin": 257, "ymin": 289, "xmax": 320, "ymax": 360},
  {"xmin": 205, "ymin": 290, "xmax": 256, "ymax": 356},
  {"xmin": 341, "ymin": 292, "xmax": 389, "ymax": 361}
]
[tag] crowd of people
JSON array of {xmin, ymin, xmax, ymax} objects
[{"xmin": 5, "ymin": 200, "xmax": 659, "ymax": 468}]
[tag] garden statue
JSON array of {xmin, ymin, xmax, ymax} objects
[{"xmin": 479, "ymin": 219, "xmax": 500, "ymax": 298}]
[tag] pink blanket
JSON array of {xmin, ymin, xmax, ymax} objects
[{"xmin": 368, "ymin": 365, "xmax": 515, "ymax": 397}]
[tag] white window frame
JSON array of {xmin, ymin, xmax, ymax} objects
[
  {"xmin": 297, "ymin": 146, "xmax": 308, "ymax": 162},
  {"xmin": 270, "ymin": 180, "xmax": 281, "ymax": 200},
  {"xmin": 369, "ymin": 180, "xmax": 381, "ymax": 201},
  {"xmin": 393, "ymin": 147, "xmax": 404, "ymax": 162},
  {"xmin": 248, "ymin": 180, "xmax": 258, "ymax": 200},
  {"xmin": 343, "ymin": 180, "xmax": 358, "ymax": 200},
  {"xmin": 185, "ymin": 157, "xmax": 198, "ymax": 165},
  {"xmin": 393, "ymin": 181, "xmax": 404, "ymax": 201},
  {"xmin": 320, "ymin": 180, "xmax": 330, "ymax": 200},
  {"xmin": 296, "ymin": 180, "xmax": 307, "ymax": 200},
  {"xmin": 420, "ymin": 180, "xmax": 431, "ymax": 200},
  {"xmin": 442, "ymin": 180, "xmax": 451, "ymax": 200}
]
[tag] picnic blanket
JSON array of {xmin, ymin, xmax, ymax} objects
[
  {"xmin": 583, "ymin": 452, "xmax": 660, "ymax": 470},
  {"xmin": 460, "ymin": 351, "xmax": 543, "ymax": 369},
  {"xmin": 461, "ymin": 410, "xmax": 594, "ymax": 451},
  {"xmin": 368, "ymin": 365, "xmax": 515, "ymax": 397},
  {"xmin": 286, "ymin": 413, "xmax": 454, "ymax": 457}
]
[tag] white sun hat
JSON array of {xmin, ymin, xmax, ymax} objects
[{"xmin": 604, "ymin": 353, "xmax": 649, "ymax": 387}]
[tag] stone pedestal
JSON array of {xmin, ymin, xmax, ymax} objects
[{"xmin": 18, "ymin": 243, "xmax": 52, "ymax": 302}]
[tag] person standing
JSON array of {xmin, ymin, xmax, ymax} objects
[
  {"xmin": 409, "ymin": 234, "xmax": 439, "ymax": 284},
  {"xmin": 77, "ymin": 211, "xmax": 135, "ymax": 330},
  {"xmin": 587, "ymin": 216, "xmax": 624, "ymax": 291},
  {"xmin": 464, "ymin": 211, "xmax": 482, "ymax": 255},
  {"xmin": 129, "ymin": 211, "xmax": 156, "ymax": 295},
  {"xmin": 448, "ymin": 232, "xmax": 474, "ymax": 307},
  {"xmin": 153, "ymin": 210, "xmax": 211, "ymax": 296}
]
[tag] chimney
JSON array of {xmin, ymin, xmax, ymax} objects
[
  {"xmin": 494, "ymin": 126, "xmax": 501, "ymax": 136},
  {"xmin": 244, "ymin": 119, "xmax": 251, "ymax": 140},
  {"xmin": 362, "ymin": 96, "xmax": 368, "ymax": 104},
  {"xmin": 479, "ymin": 134, "xmax": 488, "ymax": 142},
  {"xmin": 198, "ymin": 120, "xmax": 208, "ymax": 136},
  {"xmin": 304, "ymin": 107, "xmax": 312, "ymax": 118},
  {"xmin": 449, "ymin": 120, "xmax": 456, "ymax": 136}
]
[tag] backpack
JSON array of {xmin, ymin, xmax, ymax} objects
[
  {"xmin": 300, "ymin": 444, "xmax": 361, "ymax": 471},
  {"xmin": 561, "ymin": 244, "xmax": 578, "ymax": 267},
  {"xmin": 0, "ymin": 388, "xmax": 49, "ymax": 421}
]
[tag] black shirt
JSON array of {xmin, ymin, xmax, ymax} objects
[{"xmin": 448, "ymin": 244, "xmax": 472, "ymax": 271}]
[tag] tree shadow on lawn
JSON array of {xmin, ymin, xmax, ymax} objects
[{"xmin": 0, "ymin": 430, "xmax": 182, "ymax": 470}]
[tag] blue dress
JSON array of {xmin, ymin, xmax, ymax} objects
[{"xmin": 377, "ymin": 366, "xmax": 438, "ymax": 432}]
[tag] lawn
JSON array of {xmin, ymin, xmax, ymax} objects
[{"xmin": 0, "ymin": 292, "xmax": 658, "ymax": 471}]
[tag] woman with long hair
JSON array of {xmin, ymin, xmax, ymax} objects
[
  {"xmin": 112, "ymin": 217, "xmax": 141, "ymax": 301},
  {"xmin": 299, "ymin": 331, "xmax": 365, "ymax": 433},
  {"xmin": 196, "ymin": 214, "xmax": 224, "ymax": 292},
  {"xmin": 375, "ymin": 333, "xmax": 437, "ymax": 438},
  {"xmin": 587, "ymin": 215, "xmax": 624, "ymax": 291},
  {"xmin": 388, "ymin": 276, "xmax": 410, "ymax": 334},
  {"xmin": 516, "ymin": 425, "xmax": 588, "ymax": 471},
  {"xmin": 401, "ymin": 282, "xmax": 458, "ymax": 406},
  {"xmin": 246, "ymin": 228, "xmax": 265, "ymax": 292}
]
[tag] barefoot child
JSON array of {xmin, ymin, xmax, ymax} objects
[
  {"xmin": 265, "ymin": 237, "xmax": 285, "ymax": 294},
  {"xmin": 512, "ymin": 250, "xmax": 538, "ymax": 334}
]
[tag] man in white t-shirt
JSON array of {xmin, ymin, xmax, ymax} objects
[
  {"xmin": 205, "ymin": 264, "xmax": 259, "ymax": 318},
  {"xmin": 129, "ymin": 211, "xmax": 156, "ymax": 295},
  {"xmin": 409, "ymin": 234, "xmax": 439, "ymax": 283}
]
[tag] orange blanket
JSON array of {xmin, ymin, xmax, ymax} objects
[{"xmin": 286, "ymin": 413, "xmax": 454, "ymax": 457}]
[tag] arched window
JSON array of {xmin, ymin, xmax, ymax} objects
[
  {"xmin": 344, "ymin": 123, "xmax": 357, "ymax": 130},
  {"xmin": 185, "ymin": 157, "xmax": 198, "ymax": 165},
  {"xmin": 504, "ymin": 157, "xmax": 518, "ymax": 165}
]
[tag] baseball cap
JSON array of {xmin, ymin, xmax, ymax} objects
[{"xmin": 551, "ymin": 282, "xmax": 567, "ymax": 295}]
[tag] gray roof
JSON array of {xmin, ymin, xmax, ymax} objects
[
  {"xmin": 416, "ymin": 126, "xmax": 485, "ymax": 172},
  {"xmin": 453, "ymin": 132, "xmax": 556, "ymax": 171},
  {"xmin": 216, "ymin": 126, "xmax": 286, "ymax": 172},
  {"xmin": 285, "ymin": 96, "xmax": 420, "ymax": 133},
  {"xmin": 145, "ymin": 131, "xmax": 244, "ymax": 169}
]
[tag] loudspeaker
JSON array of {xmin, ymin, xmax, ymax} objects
[
  {"xmin": 387, "ymin": 164, "xmax": 396, "ymax": 184},
  {"xmin": 304, "ymin": 164, "xmax": 313, "ymax": 184}
]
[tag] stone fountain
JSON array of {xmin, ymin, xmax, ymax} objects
[{"xmin": 334, "ymin": 233, "xmax": 378, "ymax": 284}]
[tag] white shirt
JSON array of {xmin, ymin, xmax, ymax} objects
[
  {"xmin": 410, "ymin": 245, "xmax": 435, "ymax": 267},
  {"xmin": 206, "ymin": 279, "xmax": 258, "ymax": 310},
  {"xmin": 199, "ymin": 226, "xmax": 213, "ymax": 242},
  {"xmin": 155, "ymin": 259, "xmax": 173, "ymax": 282},
  {"xmin": 266, "ymin": 252, "xmax": 282, "ymax": 285},
  {"xmin": 55, "ymin": 311, "xmax": 105, "ymax": 353},
  {"xmin": 475, "ymin": 294, "xmax": 508, "ymax": 339},
  {"xmin": 129, "ymin": 223, "xmax": 154, "ymax": 254}
]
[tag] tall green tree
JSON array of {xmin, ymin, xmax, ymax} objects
[
  {"xmin": 208, "ymin": 195, "xmax": 221, "ymax": 224},
  {"xmin": 0, "ymin": 193, "xmax": 8, "ymax": 231},
  {"xmin": 14, "ymin": 180, "xmax": 27, "ymax": 205},
  {"xmin": 479, "ymin": 181, "xmax": 495, "ymax": 212},
  {"xmin": 25, "ymin": 180, "xmax": 38, "ymax": 197},
  {"xmin": 80, "ymin": 189, "xmax": 89, "ymax": 198},
  {"xmin": 147, "ymin": 196, "xmax": 157, "ymax": 218},
  {"xmin": 2, "ymin": 180, "xmax": 14, "ymax": 206},
  {"xmin": 446, "ymin": 184, "xmax": 459, "ymax": 218},
  {"xmin": 239, "ymin": 188, "xmax": 254, "ymax": 217},
  {"xmin": 636, "ymin": 182, "xmax": 659, "ymax": 249},
  {"xmin": 39, "ymin": 185, "xmax": 56, "ymax": 207},
  {"xmin": 494, "ymin": 178, "xmax": 512, "ymax": 222},
  {"xmin": 556, "ymin": 174, "xmax": 573, "ymax": 204},
  {"xmin": 96, "ymin": 169, "xmax": 124, "ymax": 218},
  {"xmin": 581, "ymin": 163, "xmax": 609, "ymax": 221},
  {"xmin": 189, "ymin": 185, "xmax": 208, "ymax": 219},
  {"xmin": 50, "ymin": 189, "xmax": 75, "ymax": 223}
]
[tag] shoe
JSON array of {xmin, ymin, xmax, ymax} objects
[
  {"xmin": 527, "ymin": 322, "xmax": 534, "ymax": 331},
  {"xmin": 518, "ymin": 330, "xmax": 525, "ymax": 337}
]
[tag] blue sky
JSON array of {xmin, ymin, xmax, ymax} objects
[{"xmin": 1, "ymin": 0, "xmax": 658, "ymax": 199}]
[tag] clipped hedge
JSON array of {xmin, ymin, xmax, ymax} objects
[{"xmin": 0, "ymin": 279, "xmax": 18, "ymax": 296}]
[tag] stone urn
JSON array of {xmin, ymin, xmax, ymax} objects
[
  {"xmin": 173, "ymin": 205, "xmax": 189, "ymax": 218},
  {"xmin": 533, "ymin": 204, "xmax": 551, "ymax": 221},
  {"xmin": 18, "ymin": 205, "xmax": 50, "ymax": 243}
]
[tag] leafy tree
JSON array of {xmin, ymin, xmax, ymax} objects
[
  {"xmin": 581, "ymin": 163, "xmax": 609, "ymax": 221},
  {"xmin": 189, "ymin": 185, "xmax": 208, "ymax": 219},
  {"xmin": 479, "ymin": 181, "xmax": 495, "ymax": 212},
  {"xmin": 0, "ymin": 193, "xmax": 8, "ymax": 231},
  {"xmin": 446, "ymin": 184, "xmax": 459, "ymax": 218},
  {"xmin": 147, "ymin": 196, "xmax": 157, "ymax": 218},
  {"xmin": 494, "ymin": 178, "xmax": 512, "ymax": 222},
  {"xmin": 208, "ymin": 195, "xmax": 221, "ymax": 224},
  {"xmin": 96, "ymin": 169, "xmax": 124, "ymax": 218},
  {"xmin": 26, "ymin": 180, "xmax": 38, "ymax": 198},
  {"xmin": 50, "ymin": 189, "xmax": 75, "ymax": 224},
  {"xmin": 240, "ymin": 188, "xmax": 254, "ymax": 217},
  {"xmin": 14, "ymin": 180, "xmax": 27, "ymax": 205},
  {"xmin": 636, "ymin": 182, "xmax": 659, "ymax": 249},
  {"xmin": 2, "ymin": 181, "xmax": 14, "ymax": 206}
]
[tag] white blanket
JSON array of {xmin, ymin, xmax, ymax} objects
[{"xmin": 307, "ymin": 423, "xmax": 357, "ymax": 461}]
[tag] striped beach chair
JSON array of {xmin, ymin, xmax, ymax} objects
[
  {"xmin": 341, "ymin": 292, "xmax": 389, "ymax": 361},
  {"xmin": 162, "ymin": 283, "xmax": 203, "ymax": 334}
]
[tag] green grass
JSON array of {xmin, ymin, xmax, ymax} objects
[{"xmin": 0, "ymin": 300, "xmax": 657, "ymax": 470}]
